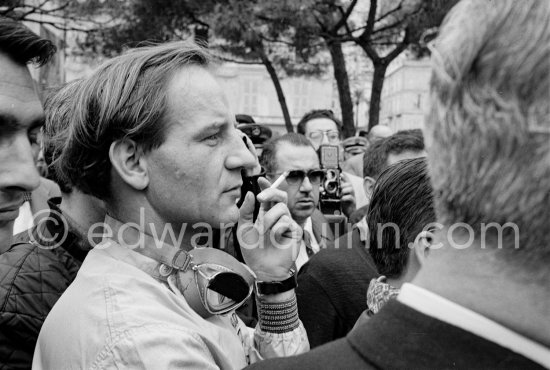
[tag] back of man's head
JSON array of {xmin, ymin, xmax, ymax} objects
[
  {"xmin": 363, "ymin": 129, "xmax": 425, "ymax": 180},
  {"xmin": 426, "ymin": 0, "xmax": 550, "ymax": 281},
  {"xmin": 368, "ymin": 158, "xmax": 435, "ymax": 279},
  {"xmin": 367, "ymin": 125, "xmax": 393, "ymax": 144},
  {"xmin": 43, "ymin": 81, "xmax": 83, "ymax": 194},
  {"xmin": 260, "ymin": 133, "xmax": 315, "ymax": 174},
  {"xmin": 54, "ymin": 40, "xmax": 211, "ymax": 200},
  {"xmin": 0, "ymin": 16, "xmax": 56, "ymax": 66}
]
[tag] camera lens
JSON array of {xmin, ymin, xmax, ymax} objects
[{"xmin": 324, "ymin": 180, "xmax": 338, "ymax": 194}]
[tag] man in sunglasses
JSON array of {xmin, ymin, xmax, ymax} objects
[
  {"xmin": 296, "ymin": 109, "xmax": 368, "ymax": 215},
  {"xmin": 33, "ymin": 41, "xmax": 309, "ymax": 369},
  {"xmin": 261, "ymin": 133, "xmax": 335, "ymax": 271}
]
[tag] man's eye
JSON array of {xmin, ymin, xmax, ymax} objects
[
  {"xmin": 203, "ymin": 132, "xmax": 220, "ymax": 142},
  {"xmin": 28, "ymin": 130, "xmax": 40, "ymax": 145}
]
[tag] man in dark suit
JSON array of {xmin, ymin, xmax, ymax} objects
[
  {"xmin": 261, "ymin": 133, "xmax": 335, "ymax": 271},
  {"xmin": 295, "ymin": 131, "xmax": 426, "ymax": 348},
  {"xmin": 247, "ymin": 0, "xmax": 550, "ymax": 368}
]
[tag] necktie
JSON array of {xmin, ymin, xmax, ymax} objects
[{"xmin": 303, "ymin": 229, "xmax": 314, "ymax": 257}]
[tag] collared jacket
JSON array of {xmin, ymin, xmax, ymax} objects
[
  {"xmin": 33, "ymin": 215, "xmax": 309, "ymax": 369},
  {"xmin": 247, "ymin": 300, "xmax": 546, "ymax": 370},
  {"xmin": 0, "ymin": 199, "xmax": 89, "ymax": 369}
]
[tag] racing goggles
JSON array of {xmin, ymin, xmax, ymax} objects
[
  {"xmin": 174, "ymin": 247, "xmax": 255, "ymax": 315},
  {"xmin": 159, "ymin": 247, "xmax": 255, "ymax": 316}
]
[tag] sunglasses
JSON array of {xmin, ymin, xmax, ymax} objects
[{"xmin": 271, "ymin": 169, "xmax": 325, "ymax": 186}]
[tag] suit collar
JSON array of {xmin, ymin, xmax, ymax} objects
[{"xmin": 346, "ymin": 300, "xmax": 545, "ymax": 369}]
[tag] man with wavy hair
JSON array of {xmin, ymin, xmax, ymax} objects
[
  {"xmin": 248, "ymin": 0, "xmax": 550, "ymax": 368},
  {"xmin": 34, "ymin": 41, "xmax": 308, "ymax": 369}
]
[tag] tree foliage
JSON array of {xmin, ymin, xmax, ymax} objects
[
  {"xmin": 1, "ymin": 0, "xmax": 458, "ymax": 133},
  {"xmin": 69, "ymin": 0, "xmax": 333, "ymax": 132}
]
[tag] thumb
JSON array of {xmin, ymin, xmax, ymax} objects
[{"xmin": 238, "ymin": 191, "xmax": 255, "ymax": 225}]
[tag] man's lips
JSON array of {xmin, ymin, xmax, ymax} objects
[
  {"xmin": 225, "ymin": 183, "xmax": 243, "ymax": 194},
  {"xmin": 0, "ymin": 200, "xmax": 24, "ymax": 213},
  {"xmin": 296, "ymin": 199, "xmax": 314, "ymax": 206},
  {"xmin": 0, "ymin": 203, "xmax": 23, "ymax": 222}
]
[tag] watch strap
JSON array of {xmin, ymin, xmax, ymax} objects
[{"xmin": 255, "ymin": 273, "xmax": 298, "ymax": 296}]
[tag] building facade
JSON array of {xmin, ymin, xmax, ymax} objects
[
  {"xmin": 215, "ymin": 63, "xmax": 336, "ymax": 136},
  {"xmin": 379, "ymin": 58, "xmax": 431, "ymax": 132}
]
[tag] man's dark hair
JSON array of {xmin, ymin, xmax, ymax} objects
[
  {"xmin": 43, "ymin": 81, "xmax": 84, "ymax": 194},
  {"xmin": 296, "ymin": 109, "xmax": 343, "ymax": 136},
  {"xmin": 368, "ymin": 158, "xmax": 435, "ymax": 278},
  {"xmin": 260, "ymin": 133, "xmax": 315, "ymax": 174},
  {"xmin": 363, "ymin": 129, "xmax": 425, "ymax": 179},
  {"xmin": 0, "ymin": 16, "xmax": 56, "ymax": 66}
]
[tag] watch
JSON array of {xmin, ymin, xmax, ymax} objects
[{"xmin": 254, "ymin": 273, "xmax": 298, "ymax": 296}]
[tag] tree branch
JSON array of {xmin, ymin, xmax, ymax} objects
[
  {"xmin": 375, "ymin": 0, "xmax": 404, "ymax": 24},
  {"xmin": 213, "ymin": 54, "xmax": 263, "ymax": 65},
  {"xmin": 380, "ymin": 28, "xmax": 409, "ymax": 62},
  {"xmin": 372, "ymin": 19, "xmax": 406, "ymax": 36},
  {"xmin": 20, "ymin": 17, "xmax": 96, "ymax": 32},
  {"xmin": 360, "ymin": 0, "xmax": 377, "ymax": 41},
  {"xmin": 332, "ymin": 0, "xmax": 358, "ymax": 32}
]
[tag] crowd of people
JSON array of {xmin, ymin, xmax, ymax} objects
[{"xmin": 0, "ymin": 0, "xmax": 548, "ymax": 369}]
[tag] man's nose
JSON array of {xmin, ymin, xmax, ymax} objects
[
  {"xmin": 321, "ymin": 132, "xmax": 331, "ymax": 146},
  {"xmin": 225, "ymin": 133, "xmax": 258, "ymax": 170},
  {"xmin": 299, "ymin": 175, "xmax": 314, "ymax": 192},
  {"xmin": 0, "ymin": 135, "xmax": 40, "ymax": 193}
]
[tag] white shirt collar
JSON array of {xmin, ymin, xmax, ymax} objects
[{"xmin": 397, "ymin": 283, "xmax": 550, "ymax": 368}]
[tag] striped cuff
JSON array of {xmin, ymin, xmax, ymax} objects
[{"xmin": 257, "ymin": 294, "xmax": 300, "ymax": 333}]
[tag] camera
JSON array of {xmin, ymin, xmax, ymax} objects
[{"xmin": 318, "ymin": 145, "xmax": 343, "ymax": 215}]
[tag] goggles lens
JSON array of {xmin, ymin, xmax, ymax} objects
[{"xmin": 195, "ymin": 264, "xmax": 253, "ymax": 314}]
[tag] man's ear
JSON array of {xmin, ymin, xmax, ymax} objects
[
  {"xmin": 412, "ymin": 230, "xmax": 435, "ymax": 266},
  {"xmin": 363, "ymin": 176, "xmax": 376, "ymax": 200},
  {"xmin": 109, "ymin": 139, "xmax": 149, "ymax": 191}
]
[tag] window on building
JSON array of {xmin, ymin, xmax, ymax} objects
[
  {"xmin": 292, "ymin": 79, "xmax": 310, "ymax": 117},
  {"xmin": 242, "ymin": 79, "xmax": 259, "ymax": 115},
  {"xmin": 415, "ymin": 93, "xmax": 422, "ymax": 109}
]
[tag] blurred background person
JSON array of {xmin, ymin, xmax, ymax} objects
[
  {"xmin": 0, "ymin": 80, "xmax": 107, "ymax": 369},
  {"xmin": 341, "ymin": 125, "xmax": 393, "ymax": 178},
  {"xmin": 0, "ymin": 17, "xmax": 54, "ymax": 254},
  {"xmin": 236, "ymin": 114, "xmax": 272, "ymax": 157}
]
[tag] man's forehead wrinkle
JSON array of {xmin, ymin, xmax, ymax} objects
[
  {"xmin": 0, "ymin": 81, "xmax": 38, "ymax": 102},
  {"xmin": 276, "ymin": 145, "xmax": 320, "ymax": 171}
]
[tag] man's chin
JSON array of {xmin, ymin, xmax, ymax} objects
[{"xmin": 292, "ymin": 208, "xmax": 315, "ymax": 222}]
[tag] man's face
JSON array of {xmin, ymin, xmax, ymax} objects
[
  {"xmin": 144, "ymin": 66, "xmax": 256, "ymax": 228},
  {"xmin": 271, "ymin": 142, "xmax": 321, "ymax": 225},
  {"xmin": 303, "ymin": 118, "xmax": 340, "ymax": 150},
  {"xmin": 0, "ymin": 53, "xmax": 42, "ymax": 248}
]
